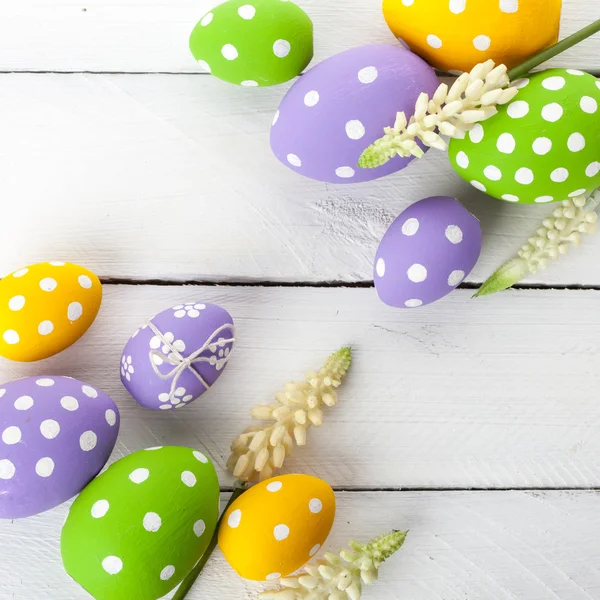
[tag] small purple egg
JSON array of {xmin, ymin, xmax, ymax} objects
[
  {"xmin": 270, "ymin": 44, "xmax": 439, "ymax": 184},
  {"xmin": 121, "ymin": 302, "xmax": 235, "ymax": 411},
  {"xmin": 0, "ymin": 376, "xmax": 119, "ymax": 519},
  {"xmin": 374, "ymin": 196, "xmax": 482, "ymax": 308}
]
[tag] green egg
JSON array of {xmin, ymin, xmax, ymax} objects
[
  {"xmin": 61, "ymin": 446, "xmax": 220, "ymax": 600},
  {"xmin": 189, "ymin": 0, "xmax": 313, "ymax": 87},
  {"xmin": 449, "ymin": 69, "xmax": 600, "ymax": 204}
]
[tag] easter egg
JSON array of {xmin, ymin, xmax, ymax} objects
[
  {"xmin": 62, "ymin": 446, "xmax": 219, "ymax": 600},
  {"xmin": 121, "ymin": 302, "xmax": 235, "ymax": 410},
  {"xmin": 374, "ymin": 196, "xmax": 482, "ymax": 308},
  {"xmin": 219, "ymin": 474, "xmax": 335, "ymax": 580},
  {"xmin": 383, "ymin": 0, "xmax": 561, "ymax": 73},
  {"xmin": 189, "ymin": 0, "xmax": 313, "ymax": 87},
  {"xmin": 270, "ymin": 44, "xmax": 439, "ymax": 183},
  {"xmin": 0, "ymin": 376, "xmax": 119, "ymax": 519},
  {"xmin": 0, "ymin": 262, "xmax": 101, "ymax": 362},
  {"xmin": 449, "ymin": 69, "xmax": 600, "ymax": 204}
]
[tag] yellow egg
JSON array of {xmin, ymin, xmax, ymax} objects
[
  {"xmin": 0, "ymin": 262, "xmax": 102, "ymax": 361},
  {"xmin": 382, "ymin": 0, "xmax": 562, "ymax": 73},
  {"xmin": 218, "ymin": 474, "xmax": 336, "ymax": 581}
]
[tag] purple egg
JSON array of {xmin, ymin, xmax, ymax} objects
[
  {"xmin": 270, "ymin": 44, "xmax": 439, "ymax": 184},
  {"xmin": 0, "ymin": 376, "xmax": 119, "ymax": 519},
  {"xmin": 121, "ymin": 302, "xmax": 235, "ymax": 411},
  {"xmin": 374, "ymin": 196, "xmax": 482, "ymax": 308}
]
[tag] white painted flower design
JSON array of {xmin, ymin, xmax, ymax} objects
[
  {"xmin": 149, "ymin": 332, "xmax": 186, "ymax": 366},
  {"xmin": 158, "ymin": 386, "xmax": 195, "ymax": 408},
  {"xmin": 121, "ymin": 355, "xmax": 135, "ymax": 381},
  {"xmin": 173, "ymin": 303, "xmax": 206, "ymax": 319},
  {"xmin": 208, "ymin": 341, "xmax": 231, "ymax": 371}
]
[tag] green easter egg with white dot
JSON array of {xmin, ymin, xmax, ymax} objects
[
  {"xmin": 61, "ymin": 446, "xmax": 219, "ymax": 600},
  {"xmin": 449, "ymin": 69, "xmax": 600, "ymax": 204},
  {"xmin": 189, "ymin": 0, "xmax": 313, "ymax": 87}
]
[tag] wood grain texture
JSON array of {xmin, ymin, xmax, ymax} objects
[
  {"xmin": 1, "ymin": 490, "xmax": 598, "ymax": 599},
  {"xmin": 0, "ymin": 0, "xmax": 597, "ymax": 73},
  {"xmin": 1, "ymin": 285, "xmax": 599, "ymax": 490},
  {"xmin": 1, "ymin": 73, "xmax": 600, "ymax": 285}
]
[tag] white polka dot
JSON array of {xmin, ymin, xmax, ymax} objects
[
  {"xmin": 501, "ymin": 194, "xmax": 520, "ymax": 203},
  {"xmin": 358, "ymin": 66, "xmax": 378, "ymax": 84},
  {"xmin": 40, "ymin": 419, "xmax": 60, "ymax": 439},
  {"xmin": 448, "ymin": 270, "xmax": 465, "ymax": 286},
  {"xmin": 181, "ymin": 471, "xmax": 197, "ymax": 487},
  {"xmin": 78, "ymin": 275, "xmax": 93, "ymax": 289},
  {"xmin": 515, "ymin": 168, "xmax": 534, "ymax": 185},
  {"xmin": 159, "ymin": 405, "xmax": 172, "ymax": 410},
  {"xmin": 567, "ymin": 69, "xmax": 584, "ymax": 76},
  {"xmin": 14, "ymin": 395, "xmax": 33, "ymax": 410},
  {"xmin": 473, "ymin": 35, "xmax": 491, "ymax": 51},
  {"xmin": 507, "ymin": 101, "xmax": 529, "ymax": 119},
  {"xmin": 193, "ymin": 450, "xmax": 208, "ymax": 463},
  {"xmin": 510, "ymin": 78, "xmax": 529, "ymax": 89},
  {"xmin": 221, "ymin": 44, "xmax": 238, "ymax": 60},
  {"xmin": 407, "ymin": 264, "xmax": 427, "ymax": 283},
  {"xmin": 309, "ymin": 544, "xmax": 321, "ymax": 557},
  {"xmin": 91, "ymin": 499, "xmax": 110, "ymax": 518},
  {"xmin": 3, "ymin": 330, "xmax": 19, "ymax": 345},
  {"xmin": 80, "ymin": 430, "xmax": 97, "ymax": 452},
  {"xmin": 143, "ymin": 512, "xmax": 162, "ymax": 532},
  {"xmin": 13, "ymin": 268, "xmax": 28, "ymax": 278},
  {"xmin": 228, "ymin": 509, "xmax": 242, "ymax": 528},
  {"xmin": 345, "ymin": 120, "xmax": 365, "ymax": 140},
  {"xmin": 237, "ymin": 4, "xmax": 256, "ymax": 19},
  {"xmin": 287, "ymin": 154, "xmax": 301, "ymax": 167},
  {"xmin": 273, "ymin": 39, "xmax": 291, "ymax": 58},
  {"xmin": 309, "ymin": 498, "xmax": 323, "ymax": 513},
  {"xmin": 568, "ymin": 133, "xmax": 585, "ymax": 152},
  {"xmin": 129, "ymin": 468, "xmax": 150, "ymax": 484},
  {"xmin": 266, "ymin": 573, "xmax": 281, "ymax": 581},
  {"xmin": 427, "ymin": 34, "xmax": 442, "ymax": 49},
  {"xmin": 39, "ymin": 278, "xmax": 57, "ymax": 292},
  {"xmin": 200, "ymin": 12, "xmax": 213, "ymax": 26},
  {"xmin": 2, "ymin": 426, "xmax": 21, "ymax": 445},
  {"xmin": 102, "ymin": 556, "xmax": 123, "ymax": 575},
  {"xmin": 550, "ymin": 168, "xmax": 569, "ymax": 183},
  {"xmin": 535, "ymin": 196, "xmax": 554, "ymax": 203},
  {"xmin": 38, "ymin": 320, "xmax": 54, "ymax": 336},
  {"xmin": 533, "ymin": 137, "xmax": 552, "ymax": 155},
  {"xmin": 146, "ymin": 446, "xmax": 162, "ymax": 451},
  {"xmin": 8, "ymin": 296, "xmax": 25, "ymax": 311},
  {"xmin": 500, "ymin": 0, "xmax": 518, "ymax": 12},
  {"xmin": 194, "ymin": 519, "xmax": 206, "ymax": 537},
  {"xmin": 105, "ymin": 409, "xmax": 117, "ymax": 426},
  {"xmin": 197, "ymin": 60, "xmax": 211, "ymax": 73},
  {"xmin": 401, "ymin": 0, "xmax": 414, "ymax": 4},
  {"xmin": 586, "ymin": 162, "xmax": 600, "ymax": 178},
  {"xmin": 36, "ymin": 378, "xmax": 54, "ymax": 387},
  {"xmin": 401, "ymin": 218, "xmax": 420, "ymax": 236},
  {"xmin": 569, "ymin": 189, "xmax": 587, "ymax": 197},
  {"xmin": 0, "ymin": 459, "xmax": 15, "ymax": 479},
  {"xmin": 449, "ymin": 0, "xmax": 466, "ymax": 13},
  {"xmin": 61, "ymin": 396, "xmax": 79, "ymax": 411},
  {"xmin": 272, "ymin": 110, "xmax": 280, "ymax": 125},
  {"xmin": 404, "ymin": 299, "xmax": 423, "ymax": 308},
  {"xmin": 241, "ymin": 80, "xmax": 258, "ymax": 87},
  {"xmin": 542, "ymin": 103, "xmax": 563, "ymax": 122},
  {"xmin": 456, "ymin": 151, "xmax": 469, "ymax": 168},
  {"xmin": 35, "ymin": 457, "xmax": 54, "ymax": 477},
  {"xmin": 274, "ymin": 524, "xmax": 290, "ymax": 541},
  {"xmin": 303, "ymin": 90, "xmax": 319, "ymax": 107},
  {"xmin": 82, "ymin": 385, "xmax": 98, "ymax": 398},
  {"xmin": 484, "ymin": 165, "xmax": 502, "ymax": 181},
  {"xmin": 445, "ymin": 225, "xmax": 463, "ymax": 244},
  {"xmin": 542, "ymin": 76, "xmax": 565, "ymax": 90},
  {"xmin": 597, "ymin": 81, "xmax": 600, "ymax": 91},
  {"xmin": 267, "ymin": 481, "xmax": 283, "ymax": 492},
  {"xmin": 469, "ymin": 123, "xmax": 484, "ymax": 143},
  {"xmin": 496, "ymin": 133, "xmax": 515, "ymax": 154},
  {"xmin": 471, "ymin": 180, "xmax": 487, "ymax": 192},
  {"xmin": 160, "ymin": 565, "xmax": 175, "ymax": 581},
  {"xmin": 68, "ymin": 302, "xmax": 83, "ymax": 321},
  {"xmin": 0, "ymin": 389, "xmax": 5, "ymax": 398},
  {"xmin": 49, "ymin": 261, "xmax": 65, "ymax": 266},
  {"xmin": 335, "ymin": 166, "xmax": 355, "ymax": 179}
]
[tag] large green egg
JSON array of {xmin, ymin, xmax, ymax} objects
[
  {"xmin": 449, "ymin": 69, "xmax": 600, "ymax": 204},
  {"xmin": 61, "ymin": 446, "xmax": 220, "ymax": 600},
  {"xmin": 189, "ymin": 0, "xmax": 313, "ymax": 87}
]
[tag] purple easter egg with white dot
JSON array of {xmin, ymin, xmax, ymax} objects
[
  {"xmin": 270, "ymin": 44, "xmax": 439, "ymax": 183},
  {"xmin": 121, "ymin": 303, "xmax": 235, "ymax": 411},
  {"xmin": 0, "ymin": 376, "xmax": 119, "ymax": 519},
  {"xmin": 375, "ymin": 196, "xmax": 482, "ymax": 308}
]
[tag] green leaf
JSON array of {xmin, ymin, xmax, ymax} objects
[{"xmin": 473, "ymin": 258, "xmax": 529, "ymax": 298}]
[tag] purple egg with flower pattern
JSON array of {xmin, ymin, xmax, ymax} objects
[
  {"xmin": 375, "ymin": 196, "xmax": 482, "ymax": 308},
  {"xmin": 0, "ymin": 376, "xmax": 119, "ymax": 519},
  {"xmin": 121, "ymin": 302, "xmax": 235, "ymax": 411},
  {"xmin": 270, "ymin": 44, "xmax": 439, "ymax": 183}
]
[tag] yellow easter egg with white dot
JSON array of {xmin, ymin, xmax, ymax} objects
[
  {"xmin": 0, "ymin": 262, "xmax": 102, "ymax": 361},
  {"xmin": 218, "ymin": 474, "xmax": 336, "ymax": 581},
  {"xmin": 382, "ymin": 0, "xmax": 562, "ymax": 73}
]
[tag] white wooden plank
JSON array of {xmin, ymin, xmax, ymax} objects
[
  {"xmin": 1, "ymin": 73, "xmax": 600, "ymax": 285},
  {"xmin": 2, "ymin": 285, "xmax": 599, "ymax": 489},
  {"xmin": 0, "ymin": 0, "xmax": 597, "ymax": 73},
  {"xmin": 1, "ymin": 490, "xmax": 598, "ymax": 599}
]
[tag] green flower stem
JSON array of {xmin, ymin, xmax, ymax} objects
[
  {"xmin": 508, "ymin": 18, "xmax": 600, "ymax": 80},
  {"xmin": 173, "ymin": 481, "xmax": 248, "ymax": 600}
]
